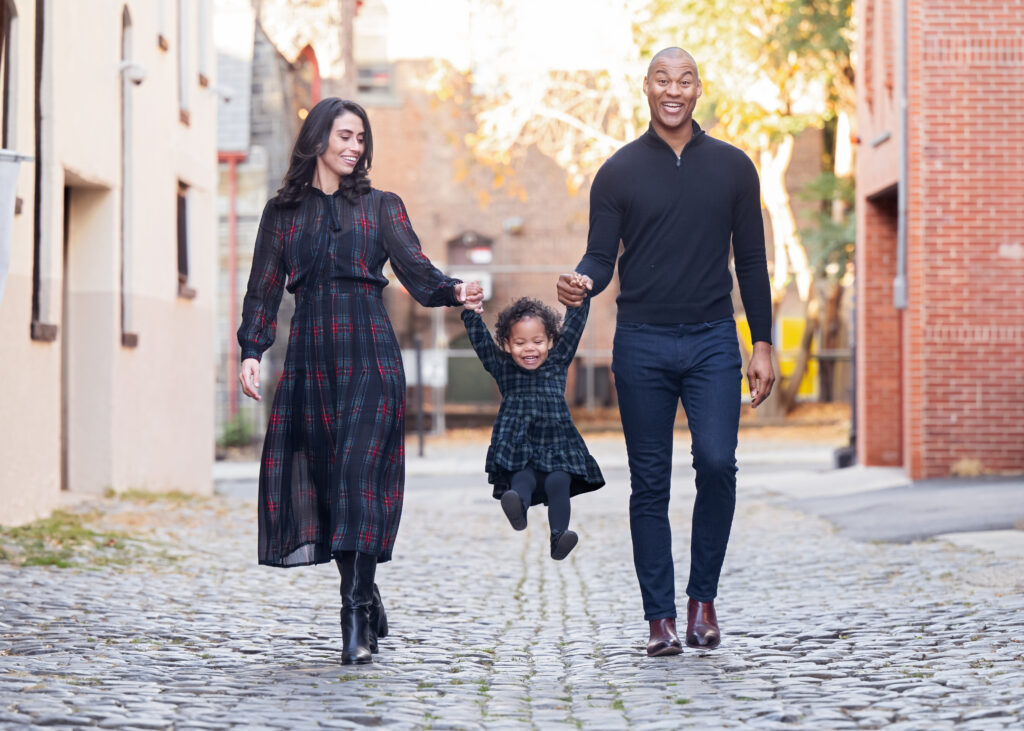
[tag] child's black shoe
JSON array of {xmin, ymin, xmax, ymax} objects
[
  {"xmin": 501, "ymin": 491, "xmax": 527, "ymax": 531},
  {"xmin": 550, "ymin": 530, "xmax": 578, "ymax": 560}
]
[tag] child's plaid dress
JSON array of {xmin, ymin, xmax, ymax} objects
[
  {"xmin": 461, "ymin": 299, "xmax": 605, "ymax": 505},
  {"xmin": 239, "ymin": 188, "xmax": 462, "ymax": 567}
]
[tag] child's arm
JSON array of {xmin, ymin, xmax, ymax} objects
[
  {"xmin": 552, "ymin": 295, "xmax": 591, "ymax": 364},
  {"xmin": 460, "ymin": 309, "xmax": 503, "ymax": 377}
]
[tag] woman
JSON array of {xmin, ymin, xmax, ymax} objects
[{"xmin": 237, "ymin": 97, "xmax": 482, "ymax": 665}]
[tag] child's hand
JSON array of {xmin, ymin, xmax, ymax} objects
[
  {"xmin": 570, "ymin": 273, "xmax": 593, "ymax": 293},
  {"xmin": 458, "ymin": 281, "xmax": 485, "ymax": 313}
]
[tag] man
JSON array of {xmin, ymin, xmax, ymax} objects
[{"xmin": 557, "ymin": 47, "xmax": 774, "ymax": 657}]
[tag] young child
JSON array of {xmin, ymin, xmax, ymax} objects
[{"xmin": 460, "ymin": 277, "xmax": 604, "ymax": 560}]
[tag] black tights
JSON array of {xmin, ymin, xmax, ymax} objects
[{"xmin": 510, "ymin": 468, "xmax": 571, "ymax": 534}]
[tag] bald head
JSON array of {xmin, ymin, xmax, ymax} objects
[{"xmin": 647, "ymin": 47, "xmax": 699, "ymax": 79}]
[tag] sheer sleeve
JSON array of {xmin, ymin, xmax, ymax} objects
[
  {"xmin": 551, "ymin": 297, "xmax": 590, "ymax": 365},
  {"xmin": 380, "ymin": 192, "xmax": 462, "ymax": 307},
  {"xmin": 460, "ymin": 310, "xmax": 504, "ymax": 380},
  {"xmin": 237, "ymin": 202, "xmax": 287, "ymax": 362}
]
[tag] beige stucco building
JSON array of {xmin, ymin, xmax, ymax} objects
[{"xmin": 0, "ymin": 0, "xmax": 217, "ymax": 526}]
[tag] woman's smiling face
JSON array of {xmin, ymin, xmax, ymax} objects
[
  {"xmin": 505, "ymin": 316, "xmax": 553, "ymax": 370},
  {"xmin": 320, "ymin": 111, "xmax": 365, "ymax": 179}
]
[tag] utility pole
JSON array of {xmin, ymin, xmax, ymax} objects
[{"xmin": 338, "ymin": 0, "xmax": 357, "ymax": 98}]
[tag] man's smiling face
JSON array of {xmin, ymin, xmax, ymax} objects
[{"xmin": 643, "ymin": 51, "xmax": 702, "ymax": 137}]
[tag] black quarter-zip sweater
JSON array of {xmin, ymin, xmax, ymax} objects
[{"xmin": 576, "ymin": 121, "xmax": 773, "ymax": 344}]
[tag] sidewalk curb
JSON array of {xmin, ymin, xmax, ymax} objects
[{"xmin": 213, "ymin": 440, "xmax": 840, "ymax": 481}]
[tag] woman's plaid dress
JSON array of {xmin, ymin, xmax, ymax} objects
[
  {"xmin": 461, "ymin": 299, "xmax": 604, "ymax": 505},
  {"xmin": 239, "ymin": 188, "xmax": 462, "ymax": 567}
]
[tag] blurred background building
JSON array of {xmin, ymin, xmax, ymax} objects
[
  {"xmin": 856, "ymin": 0, "xmax": 1024, "ymax": 479},
  {"xmin": 212, "ymin": 0, "xmax": 625, "ymax": 451},
  {"xmin": 211, "ymin": 0, "xmax": 841, "ymax": 454},
  {"xmin": 0, "ymin": 0, "xmax": 217, "ymax": 525}
]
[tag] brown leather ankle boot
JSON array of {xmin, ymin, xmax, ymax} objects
[
  {"xmin": 685, "ymin": 598, "xmax": 721, "ymax": 649},
  {"xmin": 647, "ymin": 618, "xmax": 683, "ymax": 657}
]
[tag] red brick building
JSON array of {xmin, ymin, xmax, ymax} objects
[{"xmin": 856, "ymin": 0, "xmax": 1024, "ymax": 479}]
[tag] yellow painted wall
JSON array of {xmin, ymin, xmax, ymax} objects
[{"xmin": 736, "ymin": 317, "xmax": 818, "ymax": 399}]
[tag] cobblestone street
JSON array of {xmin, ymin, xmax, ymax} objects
[{"xmin": 2, "ymin": 436, "xmax": 1023, "ymax": 729}]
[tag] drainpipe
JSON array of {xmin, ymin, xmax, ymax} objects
[
  {"xmin": 893, "ymin": 0, "xmax": 909, "ymax": 309},
  {"xmin": 219, "ymin": 151, "xmax": 246, "ymax": 421}
]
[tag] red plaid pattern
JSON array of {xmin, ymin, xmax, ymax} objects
[{"xmin": 239, "ymin": 189, "xmax": 462, "ymax": 567}]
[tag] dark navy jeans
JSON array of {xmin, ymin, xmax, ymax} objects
[{"xmin": 612, "ymin": 317, "xmax": 742, "ymax": 620}]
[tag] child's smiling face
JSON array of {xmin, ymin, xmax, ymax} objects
[{"xmin": 505, "ymin": 316, "xmax": 553, "ymax": 370}]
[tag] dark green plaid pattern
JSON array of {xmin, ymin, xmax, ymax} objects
[{"xmin": 461, "ymin": 298, "xmax": 605, "ymax": 505}]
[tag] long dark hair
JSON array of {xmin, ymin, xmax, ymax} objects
[{"xmin": 273, "ymin": 97, "xmax": 373, "ymax": 206}]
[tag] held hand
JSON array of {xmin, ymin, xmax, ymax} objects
[
  {"xmin": 456, "ymin": 281, "xmax": 484, "ymax": 313},
  {"xmin": 570, "ymin": 272, "xmax": 594, "ymax": 292},
  {"xmin": 557, "ymin": 272, "xmax": 590, "ymax": 308},
  {"xmin": 239, "ymin": 358, "xmax": 262, "ymax": 402},
  {"xmin": 747, "ymin": 341, "xmax": 775, "ymax": 408}
]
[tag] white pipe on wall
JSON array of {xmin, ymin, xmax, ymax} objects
[{"xmin": 894, "ymin": 0, "xmax": 909, "ymax": 310}]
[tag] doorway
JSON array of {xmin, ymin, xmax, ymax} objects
[{"xmin": 60, "ymin": 180, "xmax": 115, "ymax": 493}]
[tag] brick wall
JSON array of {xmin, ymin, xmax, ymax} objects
[{"xmin": 857, "ymin": 0, "xmax": 1024, "ymax": 478}]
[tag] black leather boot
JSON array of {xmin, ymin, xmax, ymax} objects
[
  {"xmin": 368, "ymin": 583, "xmax": 388, "ymax": 653},
  {"xmin": 337, "ymin": 551, "xmax": 376, "ymax": 665}
]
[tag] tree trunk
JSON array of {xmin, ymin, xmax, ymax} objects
[
  {"xmin": 337, "ymin": 0, "xmax": 357, "ymax": 97},
  {"xmin": 755, "ymin": 135, "xmax": 816, "ymax": 419},
  {"xmin": 760, "ymin": 135, "xmax": 812, "ymax": 301}
]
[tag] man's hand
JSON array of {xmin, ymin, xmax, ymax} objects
[
  {"xmin": 557, "ymin": 272, "xmax": 592, "ymax": 308},
  {"xmin": 456, "ymin": 281, "xmax": 484, "ymax": 313},
  {"xmin": 747, "ymin": 341, "xmax": 775, "ymax": 408},
  {"xmin": 239, "ymin": 358, "xmax": 262, "ymax": 402}
]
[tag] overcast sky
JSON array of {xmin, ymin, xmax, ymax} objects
[{"xmin": 376, "ymin": 0, "xmax": 642, "ymax": 73}]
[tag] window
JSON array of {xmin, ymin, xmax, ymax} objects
[
  {"xmin": 354, "ymin": 1, "xmax": 396, "ymax": 105},
  {"xmin": 357, "ymin": 63, "xmax": 395, "ymax": 101},
  {"xmin": 177, "ymin": 181, "xmax": 195, "ymax": 298}
]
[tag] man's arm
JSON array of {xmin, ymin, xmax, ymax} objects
[
  {"xmin": 731, "ymin": 152, "xmax": 774, "ymax": 407},
  {"xmin": 572, "ymin": 164, "xmax": 623, "ymax": 299},
  {"xmin": 731, "ymin": 153, "xmax": 773, "ymax": 345}
]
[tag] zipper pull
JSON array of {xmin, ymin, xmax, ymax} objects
[{"xmin": 676, "ymin": 155, "xmax": 681, "ymax": 168}]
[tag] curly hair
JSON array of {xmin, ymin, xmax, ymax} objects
[
  {"xmin": 494, "ymin": 297, "xmax": 562, "ymax": 349},
  {"xmin": 273, "ymin": 98, "xmax": 373, "ymax": 207}
]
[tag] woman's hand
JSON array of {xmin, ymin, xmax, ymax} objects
[
  {"xmin": 239, "ymin": 358, "xmax": 262, "ymax": 401},
  {"xmin": 456, "ymin": 281, "xmax": 485, "ymax": 313}
]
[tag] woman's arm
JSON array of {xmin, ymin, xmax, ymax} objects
[
  {"xmin": 237, "ymin": 202, "xmax": 287, "ymax": 362},
  {"xmin": 460, "ymin": 309, "xmax": 503, "ymax": 378},
  {"xmin": 380, "ymin": 192, "xmax": 462, "ymax": 307}
]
